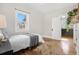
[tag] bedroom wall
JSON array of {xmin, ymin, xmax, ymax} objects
[
  {"xmin": 42, "ymin": 4, "xmax": 77, "ymax": 38},
  {"xmin": 0, "ymin": 3, "xmax": 44, "ymax": 35},
  {"xmin": 0, "ymin": 3, "xmax": 77, "ymax": 38}
]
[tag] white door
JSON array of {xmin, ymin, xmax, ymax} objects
[{"xmin": 52, "ymin": 16, "xmax": 61, "ymax": 40}]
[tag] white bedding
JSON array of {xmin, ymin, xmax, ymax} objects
[
  {"xmin": 9, "ymin": 35, "xmax": 30, "ymax": 52},
  {"xmin": 9, "ymin": 34, "xmax": 44, "ymax": 52}
]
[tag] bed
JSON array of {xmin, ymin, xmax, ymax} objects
[{"xmin": 9, "ymin": 34, "xmax": 44, "ymax": 52}]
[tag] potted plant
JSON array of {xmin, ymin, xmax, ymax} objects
[{"xmin": 66, "ymin": 8, "xmax": 77, "ymax": 32}]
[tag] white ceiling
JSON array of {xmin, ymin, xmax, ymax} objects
[
  {"xmin": 0, "ymin": 3, "xmax": 77, "ymax": 14},
  {"xmin": 26, "ymin": 3, "xmax": 77, "ymax": 14}
]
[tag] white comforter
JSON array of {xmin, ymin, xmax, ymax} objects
[
  {"xmin": 9, "ymin": 34, "xmax": 44, "ymax": 52},
  {"xmin": 9, "ymin": 35, "xmax": 30, "ymax": 52}
]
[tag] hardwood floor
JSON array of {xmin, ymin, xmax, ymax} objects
[{"xmin": 15, "ymin": 37, "xmax": 76, "ymax": 55}]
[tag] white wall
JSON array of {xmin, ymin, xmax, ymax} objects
[
  {"xmin": 0, "ymin": 3, "xmax": 44, "ymax": 35},
  {"xmin": 42, "ymin": 14, "xmax": 52, "ymax": 37},
  {"xmin": 43, "ymin": 4, "xmax": 77, "ymax": 38},
  {"xmin": 0, "ymin": 3, "xmax": 77, "ymax": 38}
]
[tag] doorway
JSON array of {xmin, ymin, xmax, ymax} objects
[
  {"xmin": 61, "ymin": 16, "xmax": 73, "ymax": 40},
  {"xmin": 52, "ymin": 16, "xmax": 73, "ymax": 40},
  {"xmin": 61, "ymin": 29, "xmax": 73, "ymax": 40}
]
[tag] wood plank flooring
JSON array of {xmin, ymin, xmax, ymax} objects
[{"xmin": 15, "ymin": 37, "xmax": 76, "ymax": 55}]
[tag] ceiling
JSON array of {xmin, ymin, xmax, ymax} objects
[
  {"xmin": 26, "ymin": 3, "xmax": 77, "ymax": 14},
  {"xmin": 0, "ymin": 3, "xmax": 77, "ymax": 14}
]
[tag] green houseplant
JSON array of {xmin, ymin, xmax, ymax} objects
[{"xmin": 66, "ymin": 8, "xmax": 77, "ymax": 32}]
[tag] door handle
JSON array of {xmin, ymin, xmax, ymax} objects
[{"xmin": 51, "ymin": 29, "xmax": 53, "ymax": 31}]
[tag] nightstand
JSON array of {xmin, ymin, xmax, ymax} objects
[{"xmin": 0, "ymin": 39, "xmax": 13, "ymax": 55}]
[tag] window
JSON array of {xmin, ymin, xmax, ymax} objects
[
  {"xmin": 15, "ymin": 10, "xmax": 30, "ymax": 32},
  {"xmin": 16, "ymin": 12, "xmax": 26, "ymax": 24}
]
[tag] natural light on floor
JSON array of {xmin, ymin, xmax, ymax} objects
[
  {"xmin": 61, "ymin": 37, "xmax": 69, "ymax": 41},
  {"xmin": 61, "ymin": 38, "xmax": 70, "ymax": 54}
]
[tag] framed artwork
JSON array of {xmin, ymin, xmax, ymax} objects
[{"xmin": 15, "ymin": 10, "xmax": 30, "ymax": 33}]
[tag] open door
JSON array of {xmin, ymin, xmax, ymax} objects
[{"xmin": 52, "ymin": 16, "xmax": 61, "ymax": 40}]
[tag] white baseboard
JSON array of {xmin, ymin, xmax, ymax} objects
[
  {"xmin": 42, "ymin": 35, "xmax": 61, "ymax": 40},
  {"xmin": 42, "ymin": 35, "xmax": 52, "ymax": 38},
  {"xmin": 42, "ymin": 35, "xmax": 58, "ymax": 40}
]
